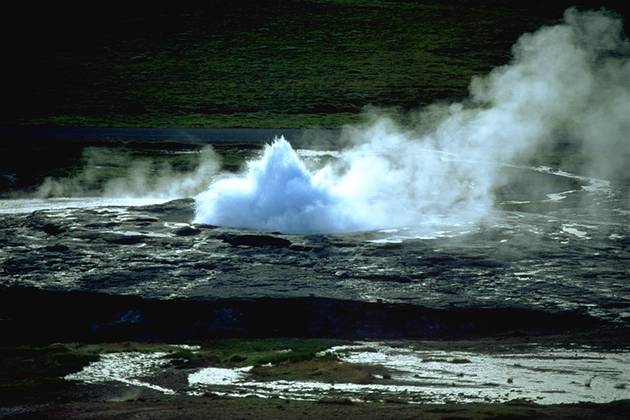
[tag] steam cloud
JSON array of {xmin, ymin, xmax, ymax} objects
[
  {"xmin": 36, "ymin": 146, "xmax": 220, "ymax": 199},
  {"xmin": 194, "ymin": 9, "xmax": 630, "ymax": 234}
]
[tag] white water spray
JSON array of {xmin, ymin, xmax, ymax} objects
[{"xmin": 194, "ymin": 138, "xmax": 360, "ymax": 233}]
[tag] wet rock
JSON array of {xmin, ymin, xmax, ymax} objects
[
  {"xmin": 129, "ymin": 217, "xmax": 159, "ymax": 223},
  {"xmin": 219, "ymin": 234, "xmax": 291, "ymax": 248},
  {"xmin": 23, "ymin": 213, "xmax": 65, "ymax": 235},
  {"xmin": 329, "ymin": 240, "xmax": 355, "ymax": 248},
  {"xmin": 288, "ymin": 244, "xmax": 318, "ymax": 252},
  {"xmin": 2, "ymin": 256, "xmax": 36, "ymax": 274},
  {"xmin": 102, "ymin": 233, "xmax": 147, "ymax": 245},
  {"xmin": 356, "ymin": 274, "xmax": 412, "ymax": 284},
  {"xmin": 2, "ymin": 191, "xmax": 629, "ymax": 327},
  {"xmin": 69, "ymin": 230, "xmax": 106, "ymax": 242},
  {"xmin": 194, "ymin": 224, "xmax": 219, "ymax": 230},
  {"xmin": 41, "ymin": 223, "xmax": 65, "ymax": 236},
  {"xmin": 80, "ymin": 270, "xmax": 149, "ymax": 289},
  {"xmin": 193, "ymin": 262, "xmax": 217, "ymax": 270},
  {"xmin": 421, "ymin": 357, "xmax": 472, "ymax": 364},
  {"xmin": 174, "ymin": 226, "xmax": 200, "ymax": 236},
  {"xmin": 84, "ymin": 222, "xmax": 119, "ymax": 229},
  {"xmin": 132, "ymin": 199, "xmax": 194, "ymax": 223},
  {"xmin": 44, "ymin": 244, "xmax": 70, "ymax": 253},
  {"xmin": 133, "ymin": 199, "xmax": 193, "ymax": 213}
]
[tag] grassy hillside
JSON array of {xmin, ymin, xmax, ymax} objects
[{"xmin": 1, "ymin": 0, "xmax": 626, "ymax": 128}]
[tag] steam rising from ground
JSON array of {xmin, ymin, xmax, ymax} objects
[
  {"xmin": 194, "ymin": 9, "xmax": 630, "ymax": 233},
  {"xmin": 36, "ymin": 146, "xmax": 220, "ymax": 199}
]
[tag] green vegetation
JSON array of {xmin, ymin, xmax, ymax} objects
[
  {"xmin": 3, "ymin": 340, "xmax": 630, "ymax": 418},
  {"xmin": 0, "ymin": 344, "xmax": 97, "ymax": 400},
  {"xmin": 0, "ymin": 338, "xmax": 379, "ymax": 404},
  {"xmin": 164, "ymin": 338, "xmax": 390, "ymax": 385},
  {"xmin": 0, "ymin": 339, "xmax": 348, "ymax": 400},
  {"xmin": 251, "ymin": 358, "xmax": 389, "ymax": 383},
  {"xmin": 171, "ymin": 338, "xmax": 346, "ymax": 368},
  {"xmin": 0, "ymin": 341, "xmax": 205, "ymax": 398},
  {"xmin": 4, "ymin": 0, "xmax": 591, "ymax": 128}
]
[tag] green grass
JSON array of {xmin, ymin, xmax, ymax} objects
[
  {"xmin": 168, "ymin": 338, "xmax": 392, "ymax": 384},
  {"xmin": 0, "ymin": 344, "xmax": 97, "ymax": 399},
  {"xmin": 0, "ymin": 339, "xmax": 347, "ymax": 401},
  {"xmin": 3, "ymin": 0, "xmax": 586, "ymax": 128},
  {"xmin": 3, "ymin": 340, "xmax": 630, "ymax": 419},
  {"xmin": 250, "ymin": 358, "xmax": 389, "ymax": 383},
  {"xmin": 172, "ymin": 338, "xmax": 346, "ymax": 368}
]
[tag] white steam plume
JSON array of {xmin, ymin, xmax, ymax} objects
[
  {"xmin": 195, "ymin": 8, "xmax": 629, "ymax": 234},
  {"xmin": 36, "ymin": 146, "xmax": 220, "ymax": 199}
]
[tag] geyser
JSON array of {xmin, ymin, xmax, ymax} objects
[
  {"xmin": 194, "ymin": 137, "xmax": 359, "ymax": 233},
  {"xmin": 194, "ymin": 8, "xmax": 629, "ymax": 234}
]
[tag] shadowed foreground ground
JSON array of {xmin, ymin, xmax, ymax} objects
[{"xmin": 3, "ymin": 396, "xmax": 630, "ymax": 419}]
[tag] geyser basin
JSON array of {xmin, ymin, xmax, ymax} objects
[
  {"xmin": 192, "ymin": 134, "xmax": 500, "ymax": 235},
  {"xmin": 1, "ymin": 157, "xmax": 628, "ymax": 324}
]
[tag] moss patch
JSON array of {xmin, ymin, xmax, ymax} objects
[
  {"xmin": 171, "ymin": 338, "xmax": 346, "ymax": 369},
  {"xmin": 0, "ymin": 344, "xmax": 97, "ymax": 400},
  {"xmin": 250, "ymin": 358, "xmax": 389, "ymax": 384}
]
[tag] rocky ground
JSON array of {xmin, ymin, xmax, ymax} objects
[
  {"xmin": 1, "ymin": 142, "xmax": 629, "ymax": 418},
  {"xmin": 1, "ymin": 187, "xmax": 629, "ymax": 323},
  {"xmin": 1, "ymin": 194, "xmax": 628, "ymax": 416}
]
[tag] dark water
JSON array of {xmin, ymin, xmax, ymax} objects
[{"xmin": 0, "ymin": 133, "xmax": 629, "ymax": 332}]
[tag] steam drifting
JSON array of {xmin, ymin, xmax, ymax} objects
[
  {"xmin": 195, "ymin": 9, "xmax": 629, "ymax": 234},
  {"xmin": 36, "ymin": 146, "xmax": 220, "ymax": 199}
]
